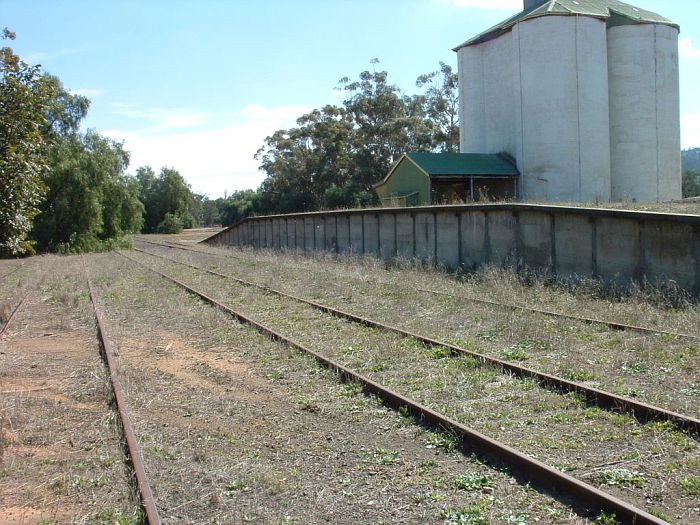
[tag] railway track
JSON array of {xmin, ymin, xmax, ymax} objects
[
  {"xmin": 132, "ymin": 244, "xmax": 700, "ymax": 435},
  {"xmin": 139, "ymin": 239, "xmax": 700, "ymax": 342},
  {"xmin": 0, "ymin": 263, "xmax": 34, "ymax": 341},
  {"xmin": 0, "ymin": 262, "xmax": 24, "ymax": 283},
  {"xmin": 82, "ymin": 258, "xmax": 161, "ymax": 525},
  {"xmin": 120, "ymin": 249, "xmax": 678, "ymax": 525},
  {"xmin": 0, "ymin": 292, "xmax": 30, "ymax": 341}
]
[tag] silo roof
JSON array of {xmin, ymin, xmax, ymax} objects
[{"xmin": 453, "ymin": 0, "xmax": 679, "ymax": 50}]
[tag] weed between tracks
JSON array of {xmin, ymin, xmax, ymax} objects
[
  {"xmin": 93, "ymin": 252, "xmax": 597, "ymax": 524},
  {"xmin": 132, "ymin": 240, "xmax": 700, "ymax": 523},
  {"xmin": 146, "ymin": 240, "xmax": 700, "ymax": 420}
]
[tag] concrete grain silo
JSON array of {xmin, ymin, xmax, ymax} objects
[{"xmin": 454, "ymin": 0, "xmax": 681, "ymax": 203}]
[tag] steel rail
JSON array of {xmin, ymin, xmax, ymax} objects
[
  {"xmin": 119, "ymin": 250, "xmax": 667, "ymax": 525},
  {"xmin": 0, "ymin": 262, "xmax": 24, "ymax": 283},
  {"xmin": 137, "ymin": 239, "xmax": 700, "ymax": 342},
  {"xmin": 416, "ymin": 287, "xmax": 700, "ymax": 341},
  {"xmin": 132, "ymin": 246, "xmax": 700, "ymax": 435},
  {"xmin": 82, "ymin": 257, "xmax": 162, "ymax": 525},
  {"xmin": 0, "ymin": 293, "xmax": 29, "ymax": 341}
]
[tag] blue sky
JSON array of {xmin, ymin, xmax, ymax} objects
[{"xmin": 4, "ymin": 0, "xmax": 700, "ymax": 197}]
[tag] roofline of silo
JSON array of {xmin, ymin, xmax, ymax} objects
[{"xmin": 452, "ymin": 10, "xmax": 679, "ymax": 52}]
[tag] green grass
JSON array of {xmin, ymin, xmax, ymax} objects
[
  {"xmin": 593, "ymin": 469, "xmax": 647, "ymax": 489},
  {"xmin": 453, "ymin": 473, "xmax": 494, "ymax": 492}
]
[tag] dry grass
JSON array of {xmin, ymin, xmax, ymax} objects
[
  {"xmin": 91, "ymin": 252, "xmax": 598, "ymax": 524},
  {"xmin": 0, "ymin": 255, "xmax": 139, "ymax": 524},
  {"xmin": 139, "ymin": 240, "xmax": 700, "ymax": 419},
  {"xmin": 129, "ymin": 245, "xmax": 699, "ymax": 523}
]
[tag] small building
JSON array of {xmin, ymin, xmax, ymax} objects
[{"xmin": 374, "ymin": 152, "xmax": 519, "ymax": 207}]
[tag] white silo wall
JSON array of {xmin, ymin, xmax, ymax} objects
[
  {"xmin": 515, "ymin": 16, "xmax": 611, "ymax": 202},
  {"xmin": 458, "ymin": 44, "xmax": 486, "ymax": 153},
  {"xmin": 608, "ymin": 24, "xmax": 681, "ymax": 202},
  {"xmin": 459, "ymin": 33, "xmax": 516, "ymax": 155}
]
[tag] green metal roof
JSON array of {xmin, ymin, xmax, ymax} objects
[
  {"xmin": 406, "ymin": 152, "xmax": 519, "ymax": 177},
  {"xmin": 453, "ymin": 0, "xmax": 678, "ymax": 50}
]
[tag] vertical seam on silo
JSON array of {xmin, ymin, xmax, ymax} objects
[
  {"xmin": 480, "ymin": 47, "xmax": 486, "ymax": 151},
  {"xmin": 517, "ymin": 26, "xmax": 526, "ymax": 197},
  {"xmin": 654, "ymin": 25, "xmax": 660, "ymax": 201},
  {"xmin": 575, "ymin": 16, "xmax": 582, "ymax": 201}
]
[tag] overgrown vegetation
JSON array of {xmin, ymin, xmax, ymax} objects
[{"xmin": 1, "ymin": 28, "xmax": 143, "ymax": 255}]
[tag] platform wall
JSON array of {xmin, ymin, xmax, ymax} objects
[{"xmin": 203, "ymin": 204, "xmax": 700, "ymax": 296}]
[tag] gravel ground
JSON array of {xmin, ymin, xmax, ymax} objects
[
  {"xmin": 88, "ymin": 252, "xmax": 598, "ymax": 524},
  {"xmin": 139, "ymin": 240, "xmax": 700, "ymax": 419},
  {"xmin": 128, "ymin": 241, "xmax": 699, "ymax": 524}
]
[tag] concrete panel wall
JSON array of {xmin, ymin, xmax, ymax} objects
[
  {"xmin": 554, "ymin": 213, "xmax": 594, "ymax": 277},
  {"xmin": 596, "ymin": 217, "xmax": 640, "ymax": 286},
  {"xmin": 488, "ymin": 211, "xmax": 516, "ymax": 265},
  {"xmin": 205, "ymin": 205, "xmax": 700, "ymax": 296},
  {"xmin": 415, "ymin": 212, "xmax": 436, "ymax": 261},
  {"xmin": 460, "ymin": 212, "xmax": 487, "ymax": 270},
  {"xmin": 379, "ymin": 214, "xmax": 396, "ymax": 260},
  {"xmin": 363, "ymin": 214, "xmax": 380, "ymax": 257},
  {"xmin": 337, "ymin": 215, "xmax": 350, "ymax": 253},
  {"xmin": 436, "ymin": 212, "xmax": 460, "ymax": 268},
  {"xmin": 396, "ymin": 214, "xmax": 414, "ymax": 260},
  {"xmin": 349, "ymin": 215, "xmax": 364, "ymax": 255},
  {"xmin": 518, "ymin": 211, "xmax": 553, "ymax": 270}
]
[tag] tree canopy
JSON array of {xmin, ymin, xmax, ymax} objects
[
  {"xmin": 250, "ymin": 62, "xmax": 459, "ymax": 218},
  {"xmin": 1, "ymin": 28, "xmax": 146, "ymax": 255}
]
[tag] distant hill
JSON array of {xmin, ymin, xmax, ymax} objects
[{"xmin": 682, "ymin": 148, "xmax": 700, "ymax": 172}]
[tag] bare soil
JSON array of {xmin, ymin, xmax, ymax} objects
[{"xmin": 0, "ymin": 255, "xmax": 138, "ymax": 524}]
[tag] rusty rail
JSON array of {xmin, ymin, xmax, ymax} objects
[
  {"xmin": 119, "ymin": 250, "xmax": 668, "ymax": 525},
  {"xmin": 132, "ymin": 246, "xmax": 700, "ymax": 435},
  {"xmin": 138, "ymin": 238, "xmax": 700, "ymax": 342},
  {"xmin": 0, "ymin": 293, "xmax": 29, "ymax": 341},
  {"xmin": 82, "ymin": 257, "xmax": 162, "ymax": 525},
  {"xmin": 0, "ymin": 262, "xmax": 24, "ymax": 283}
]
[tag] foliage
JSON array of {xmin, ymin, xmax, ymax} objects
[
  {"xmin": 156, "ymin": 212, "xmax": 183, "ymax": 234},
  {"xmin": 682, "ymin": 170, "xmax": 699, "ymax": 198},
  {"xmin": 252, "ymin": 61, "xmax": 458, "ymax": 219},
  {"xmin": 31, "ymin": 131, "xmax": 144, "ymax": 252},
  {"xmin": 138, "ymin": 166, "xmax": 196, "ymax": 232},
  {"xmin": 416, "ymin": 61, "xmax": 459, "ymax": 152},
  {"xmin": 681, "ymin": 148, "xmax": 700, "ymax": 173},
  {"xmin": 219, "ymin": 190, "xmax": 259, "ymax": 226},
  {"xmin": 0, "ymin": 28, "xmax": 52, "ymax": 255}
]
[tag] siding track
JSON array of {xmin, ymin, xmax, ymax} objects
[
  {"xmin": 133, "ymin": 244, "xmax": 700, "ymax": 435},
  {"xmin": 82, "ymin": 258, "xmax": 162, "ymax": 525},
  {"xmin": 141, "ymin": 239, "xmax": 700, "ymax": 342},
  {"xmin": 119, "ymin": 249, "xmax": 674, "ymax": 525}
]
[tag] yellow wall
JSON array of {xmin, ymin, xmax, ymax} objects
[{"xmin": 374, "ymin": 158, "xmax": 431, "ymax": 207}]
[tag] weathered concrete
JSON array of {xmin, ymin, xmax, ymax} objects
[{"xmin": 205, "ymin": 204, "xmax": 700, "ymax": 296}]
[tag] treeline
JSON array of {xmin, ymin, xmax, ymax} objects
[
  {"xmin": 0, "ymin": 29, "xmax": 215, "ymax": 255},
  {"xmin": 216, "ymin": 62, "xmax": 459, "ymax": 224},
  {"xmin": 682, "ymin": 148, "xmax": 700, "ymax": 198}
]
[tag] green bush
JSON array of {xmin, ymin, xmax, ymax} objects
[{"xmin": 156, "ymin": 213, "xmax": 183, "ymax": 234}]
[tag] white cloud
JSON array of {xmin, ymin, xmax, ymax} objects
[
  {"xmin": 70, "ymin": 88, "xmax": 105, "ymax": 98},
  {"xmin": 111, "ymin": 104, "xmax": 212, "ymax": 134},
  {"xmin": 681, "ymin": 112, "xmax": 700, "ymax": 149},
  {"xmin": 102, "ymin": 103, "xmax": 310, "ymax": 198},
  {"xmin": 679, "ymin": 37, "xmax": 700, "ymax": 59},
  {"xmin": 453, "ymin": 0, "xmax": 521, "ymax": 9}
]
